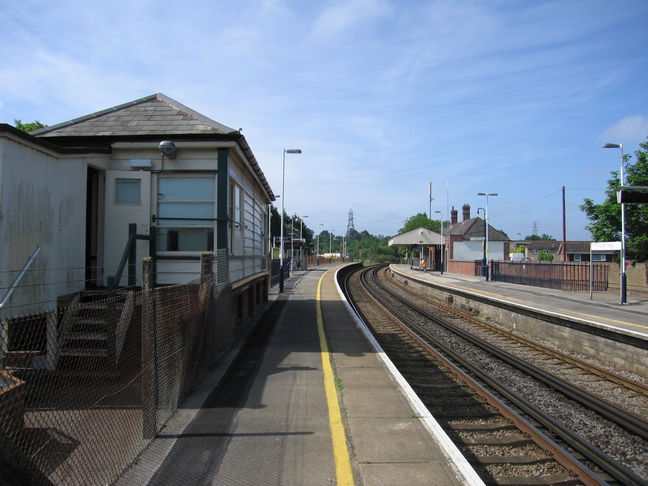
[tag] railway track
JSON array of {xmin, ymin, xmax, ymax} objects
[{"xmin": 342, "ymin": 264, "xmax": 648, "ymax": 486}]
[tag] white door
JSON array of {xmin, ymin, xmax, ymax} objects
[{"xmin": 104, "ymin": 170, "xmax": 151, "ymax": 286}]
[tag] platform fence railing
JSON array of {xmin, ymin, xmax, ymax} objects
[
  {"xmin": 0, "ymin": 250, "xmax": 245, "ymax": 486},
  {"xmin": 491, "ymin": 261, "xmax": 608, "ymax": 291}
]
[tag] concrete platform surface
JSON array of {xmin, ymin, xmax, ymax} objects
[
  {"xmin": 391, "ymin": 264, "xmax": 648, "ymax": 340},
  {"xmin": 115, "ymin": 264, "xmax": 478, "ymax": 486}
]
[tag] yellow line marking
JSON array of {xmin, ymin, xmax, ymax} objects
[
  {"xmin": 316, "ymin": 272, "xmax": 355, "ymax": 486},
  {"xmin": 555, "ymin": 309, "xmax": 648, "ymax": 329},
  {"xmin": 416, "ymin": 275, "xmax": 647, "ymax": 330}
]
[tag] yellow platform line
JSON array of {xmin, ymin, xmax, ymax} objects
[
  {"xmin": 437, "ymin": 280, "xmax": 647, "ymax": 330},
  {"xmin": 316, "ymin": 272, "xmax": 355, "ymax": 486}
]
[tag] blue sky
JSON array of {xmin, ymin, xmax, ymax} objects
[{"xmin": 2, "ymin": 0, "xmax": 647, "ymax": 240}]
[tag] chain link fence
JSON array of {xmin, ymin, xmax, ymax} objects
[{"xmin": 0, "ymin": 250, "xmax": 251, "ymax": 485}]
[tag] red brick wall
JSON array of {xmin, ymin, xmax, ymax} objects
[{"xmin": 447, "ymin": 260, "xmax": 481, "ymax": 276}]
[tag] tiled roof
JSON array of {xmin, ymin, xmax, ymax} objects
[
  {"xmin": 447, "ymin": 217, "xmax": 509, "ymax": 241},
  {"xmin": 33, "ymin": 93, "xmax": 237, "ymax": 137}
]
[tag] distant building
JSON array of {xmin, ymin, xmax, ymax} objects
[
  {"xmin": 445, "ymin": 204, "xmax": 509, "ymax": 275},
  {"xmin": 510, "ymin": 241, "xmax": 615, "ymax": 262}
]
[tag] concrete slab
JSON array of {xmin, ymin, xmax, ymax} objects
[
  {"xmin": 359, "ymin": 463, "xmax": 458, "ymax": 486},
  {"xmin": 348, "ymin": 417, "xmax": 439, "ymax": 463}
]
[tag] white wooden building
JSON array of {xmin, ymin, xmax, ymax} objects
[{"xmin": 0, "ymin": 94, "xmax": 275, "ymax": 316}]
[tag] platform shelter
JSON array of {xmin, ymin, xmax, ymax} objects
[{"xmin": 388, "ymin": 227, "xmax": 445, "ymax": 271}]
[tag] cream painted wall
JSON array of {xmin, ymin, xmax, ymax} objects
[{"xmin": 0, "ymin": 135, "xmax": 87, "ymax": 317}]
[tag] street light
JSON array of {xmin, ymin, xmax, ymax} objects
[
  {"xmin": 603, "ymin": 143, "xmax": 626, "ymax": 304},
  {"xmin": 299, "ymin": 215, "xmax": 308, "ymax": 270},
  {"xmin": 434, "ymin": 210, "xmax": 445, "ymax": 274},
  {"xmin": 279, "ymin": 148, "xmax": 301, "ymax": 293},
  {"xmin": 317, "ymin": 223, "xmax": 324, "ymax": 265},
  {"xmin": 477, "ymin": 193, "xmax": 498, "ymax": 280}
]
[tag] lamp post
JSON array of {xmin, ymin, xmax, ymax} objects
[
  {"xmin": 603, "ymin": 143, "xmax": 626, "ymax": 304},
  {"xmin": 329, "ymin": 230, "xmax": 334, "ymax": 254},
  {"xmin": 434, "ymin": 210, "xmax": 444, "ymax": 274},
  {"xmin": 316, "ymin": 223, "xmax": 323, "ymax": 265},
  {"xmin": 279, "ymin": 148, "xmax": 301, "ymax": 293},
  {"xmin": 299, "ymin": 215, "xmax": 308, "ymax": 270},
  {"xmin": 477, "ymin": 207, "xmax": 486, "ymax": 277},
  {"xmin": 477, "ymin": 193, "xmax": 498, "ymax": 280}
]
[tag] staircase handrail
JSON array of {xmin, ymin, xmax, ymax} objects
[
  {"xmin": 0, "ymin": 246, "xmax": 41, "ymax": 309},
  {"xmin": 108, "ymin": 227, "xmax": 136, "ymax": 291}
]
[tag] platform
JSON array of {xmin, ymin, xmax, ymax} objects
[
  {"xmin": 115, "ymin": 264, "xmax": 480, "ymax": 486},
  {"xmin": 390, "ymin": 264, "xmax": 648, "ymax": 341}
]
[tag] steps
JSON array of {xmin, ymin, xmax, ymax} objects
[{"xmin": 58, "ymin": 291, "xmax": 134, "ymax": 364}]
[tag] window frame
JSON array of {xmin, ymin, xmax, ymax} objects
[
  {"xmin": 155, "ymin": 175, "xmax": 216, "ymax": 256},
  {"xmin": 115, "ymin": 178, "xmax": 142, "ymax": 205}
]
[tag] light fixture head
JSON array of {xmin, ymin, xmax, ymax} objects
[
  {"xmin": 158, "ymin": 140, "xmax": 177, "ymax": 159},
  {"xmin": 603, "ymin": 143, "xmax": 621, "ymax": 149},
  {"xmin": 285, "ymin": 148, "xmax": 302, "ymax": 154}
]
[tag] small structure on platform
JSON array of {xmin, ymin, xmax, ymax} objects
[{"xmin": 388, "ymin": 227, "xmax": 445, "ymax": 271}]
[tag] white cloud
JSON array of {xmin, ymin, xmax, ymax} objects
[
  {"xmin": 309, "ymin": 0, "xmax": 391, "ymax": 41},
  {"xmin": 600, "ymin": 115, "xmax": 648, "ymax": 145}
]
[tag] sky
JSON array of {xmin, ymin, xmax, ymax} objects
[{"xmin": 2, "ymin": 0, "xmax": 648, "ymax": 240}]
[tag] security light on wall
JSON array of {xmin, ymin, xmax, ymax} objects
[{"xmin": 158, "ymin": 140, "xmax": 177, "ymax": 159}]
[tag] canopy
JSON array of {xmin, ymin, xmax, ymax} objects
[{"xmin": 388, "ymin": 227, "xmax": 444, "ymax": 247}]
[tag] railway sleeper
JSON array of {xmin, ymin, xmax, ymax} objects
[
  {"xmin": 491, "ymin": 473, "xmax": 580, "ymax": 486},
  {"xmin": 475, "ymin": 454, "xmax": 555, "ymax": 465}
]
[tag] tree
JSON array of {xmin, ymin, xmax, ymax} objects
[
  {"xmin": 580, "ymin": 140, "xmax": 648, "ymax": 262},
  {"xmin": 524, "ymin": 233, "xmax": 555, "ymax": 241},
  {"xmin": 399, "ymin": 212, "xmax": 443, "ymax": 234},
  {"xmin": 14, "ymin": 119, "xmax": 46, "ymax": 132}
]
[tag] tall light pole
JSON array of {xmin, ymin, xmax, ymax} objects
[
  {"xmin": 329, "ymin": 230, "xmax": 334, "ymax": 254},
  {"xmin": 299, "ymin": 215, "xmax": 308, "ymax": 270},
  {"xmin": 299, "ymin": 215, "xmax": 308, "ymax": 239},
  {"xmin": 434, "ymin": 210, "xmax": 444, "ymax": 274},
  {"xmin": 603, "ymin": 143, "xmax": 626, "ymax": 304},
  {"xmin": 316, "ymin": 223, "xmax": 323, "ymax": 265},
  {"xmin": 477, "ymin": 193, "xmax": 498, "ymax": 281},
  {"xmin": 279, "ymin": 148, "xmax": 301, "ymax": 293}
]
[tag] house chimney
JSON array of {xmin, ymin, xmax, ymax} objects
[
  {"xmin": 462, "ymin": 204, "xmax": 470, "ymax": 222},
  {"xmin": 450, "ymin": 206, "xmax": 458, "ymax": 225}
]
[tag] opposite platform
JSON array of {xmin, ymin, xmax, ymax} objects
[
  {"xmin": 115, "ymin": 264, "xmax": 478, "ymax": 486},
  {"xmin": 390, "ymin": 264, "xmax": 648, "ymax": 341}
]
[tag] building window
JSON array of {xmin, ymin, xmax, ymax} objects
[
  {"xmin": 592, "ymin": 253, "xmax": 607, "ymax": 262},
  {"xmin": 228, "ymin": 181, "xmax": 243, "ymax": 254},
  {"xmin": 115, "ymin": 178, "xmax": 141, "ymax": 204},
  {"xmin": 573, "ymin": 254, "xmax": 582, "ymax": 262},
  {"xmin": 157, "ymin": 177, "xmax": 214, "ymax": 252}
]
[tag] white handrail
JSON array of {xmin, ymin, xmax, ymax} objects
[{"xmin": 0, "ymin": 246, "xmax": 41, "ymax": 309}]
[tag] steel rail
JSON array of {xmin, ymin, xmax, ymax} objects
[
  {"xmin": 382, "ymin": 269, "xmax": 648, "ymax": 441},
  {"xmin": 386, "ymin": 269, "xmax": 648, "ymax": 396},
  {"xmin": 349, "ymin": 265, "xmax": 605, "ymax": 486},
  {"xmin": 358, "ymin": 265, "xmax": 646, "ymax": 486}
]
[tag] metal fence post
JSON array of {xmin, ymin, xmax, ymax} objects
[
  {"xmin": 128, "ymin": 223, "xmax": 137, "ymax": 287},
  {"xmin": 201, "ymin": 252, "xmax": 214, "ymax": 278},
  {"xmin": 142, "ymin": 257, "xmax": 156, "ymax": 439}
]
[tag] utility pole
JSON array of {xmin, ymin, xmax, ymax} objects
[{"xmin": 562, "ymin": 186, "xmax": 567, "ymax": 262}]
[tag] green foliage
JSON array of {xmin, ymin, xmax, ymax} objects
[
  {"xmin": 399, "ymin": 213, "xmax": 442, "ymax": 234},
  {"xmin": 524, "ymin": 234, "xmax": 555, "ymax": 241},
  {"xmin": 580, "ymin": 140, "xmax": 648, "ymax": 262},
  {"xmin": 14, "ymin": 119, "xmax": 46, "ymax": 132},
  {"xmin": 511, "ymin": 245, "xmax": 526, "ymax": 253},
  {"xmin": 538, "ymin": 252, "xmax": 554, "ymax": 261}
]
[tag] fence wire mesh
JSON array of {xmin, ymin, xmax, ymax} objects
[{"xmin": 0, "ymin": 250, "xmax": 243, "ymax": 486}]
